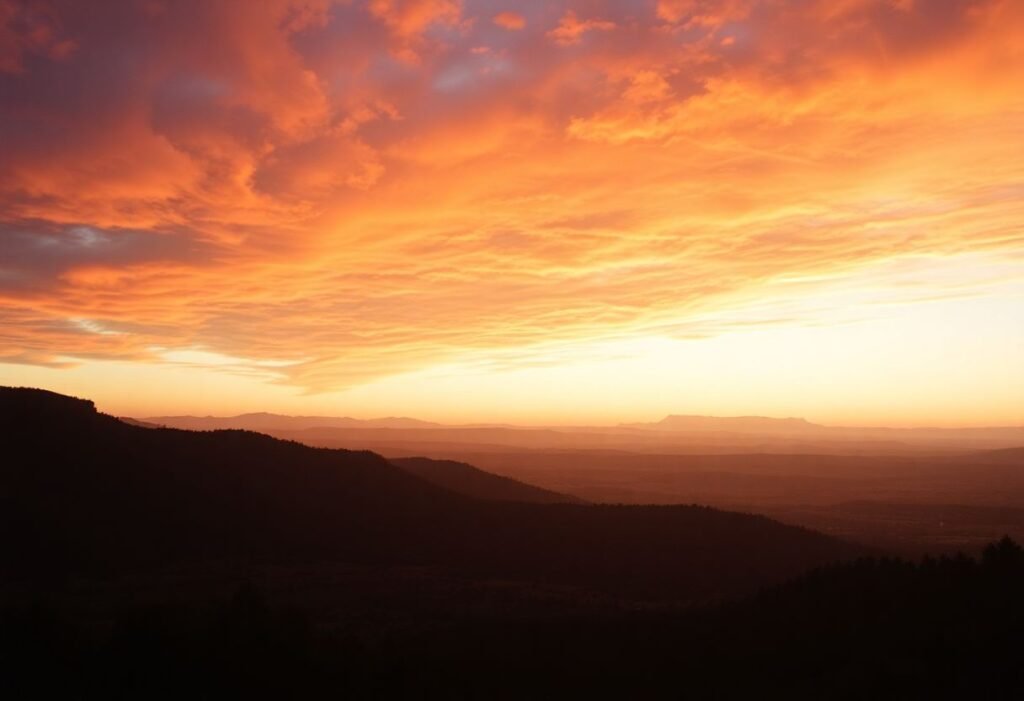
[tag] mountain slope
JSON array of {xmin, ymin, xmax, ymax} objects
[
  {"xmin": 390, "ymin": 456, "xmax": 583, "ymax": 504},
  {"xmin": 2, "ymin": 387, "xmax": 861, "ymax": 600}
]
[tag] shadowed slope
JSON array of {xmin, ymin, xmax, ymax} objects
[{"xmin": 390, "ymin": 456, "xmax": 583, "ymax": 504}]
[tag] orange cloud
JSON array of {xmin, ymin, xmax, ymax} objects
[
  {"xmin": 656, "ymin": 0, "xmax": 753, "ymax": 28},
  {"xmin": 492, "ymin": 11, "xmax": 524, "ymax": 30},
  {"xmin": 547, "ymin": 10, "xmax": 615, "ymax": 46},
  {"xmin": 368, "ymin": 0, "xmax": 462, "ymax": 36},
  {"xmin": 368, "ymin": 0, "xmax": 464, "ymax": 61}
]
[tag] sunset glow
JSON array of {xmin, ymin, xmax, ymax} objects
[{"xmin": 2, "ymin": 0, "xmax": 1023, "ymax": 423}]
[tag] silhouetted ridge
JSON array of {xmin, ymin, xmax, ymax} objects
[
  {"xmin": 2, "ymin": 387, "xmax": 457, "ymax": 576},
  {"xmin": 2, "ymin": 386, "xmax": 96, "ymax": 422},
  {"xmin": 2, "ymin": 386, "xmax": 861, "ymax": 600}
]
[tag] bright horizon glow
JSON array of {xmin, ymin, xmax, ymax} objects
[{"xmin": 1, "ymin": 1, "xmax": 1023, "ymax": 427}]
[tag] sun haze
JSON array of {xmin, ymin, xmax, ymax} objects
[{"xmin": 1, "ymin": 0, "xmax": 1022, "ymax": 424}]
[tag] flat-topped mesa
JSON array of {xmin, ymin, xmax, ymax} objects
[{"xmin": 629, "ymin": 415, "xmax": 821, "ymax": 433}]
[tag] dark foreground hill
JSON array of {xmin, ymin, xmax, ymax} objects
[
  {"xmin": 4, "ymin": 388, "xmax": 1024, "ymax": 698},
  {"xmin": 1, "ymin": 387, "xmax": 855, "ymax": 601},
  {"xmin": 4, "ymin": 539, "xmax": 1023, "ymax": 698}
]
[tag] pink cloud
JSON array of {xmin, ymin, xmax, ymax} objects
[{"xmin": 0, "ymin": 0, "xmax": 77, "ymax": 73}]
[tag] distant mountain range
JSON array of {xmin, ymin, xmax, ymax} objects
[
  {"xmin": 140, "ymin": 411, "xmax": 1024, "ymax": 453},
  {"xmin": 142, "ymin": 412, "xmax": 442, "ymax": 431},
  {"xmin": 624, "ymin": 414, "xmax": 1024, "ymax": 442},
  {"xmin": 128, "ymin": 405, "xmax": 1024, "ymax": 555}
]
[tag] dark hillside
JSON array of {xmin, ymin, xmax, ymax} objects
[
  {"xmin": 3, "ymin": 537, "xmax": 1021, "ymax": 699},
  {"xmin": 2, "ymin": 387, "xmax": 858, "ymax": 601}
]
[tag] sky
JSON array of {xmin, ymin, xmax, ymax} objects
[{"xmin": 1, "ymin": 0, "xmax": 1023, "ymax": 425}]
